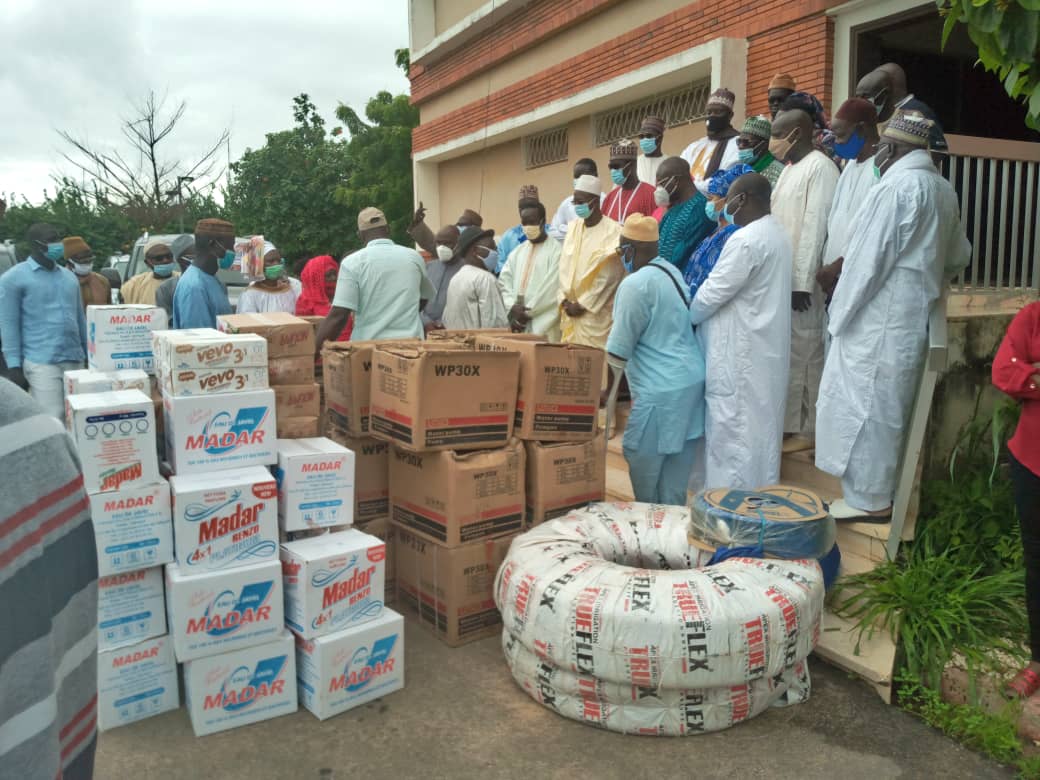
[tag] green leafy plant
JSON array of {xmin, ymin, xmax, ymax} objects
[{"xmin": 937, "ymin": 0, "xmax": 1040, "ymax": 129}]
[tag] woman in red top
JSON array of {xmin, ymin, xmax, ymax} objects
[
  {"xmin": 295, "ymin": 255, "xmax": 351, "ymax": 341},
  {"xmin": 992, "ymin": 301, "xmax": 1040, "ymax": 699}
]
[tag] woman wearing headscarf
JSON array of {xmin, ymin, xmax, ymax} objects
[
  {"xmin": 682, "ymin": 164, "xmax": 751, "ymax": 299},
  {"xmin": 296, "ymin": 254, "xmax": 352, "ymax": 341},
  {"xmin": 236, "ymin": 241, "xmax": 299, "ymax": 314}
]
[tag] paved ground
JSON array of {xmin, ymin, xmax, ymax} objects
[{"xmin": 96, "ymin": 611, "xmax": 1010, "ymax": 780}]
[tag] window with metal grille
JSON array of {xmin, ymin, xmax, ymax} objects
[
  {"xmin": 523, "ymin": 126, "xmax": 569, "ymax": 169},
  {"xmin": 593, "ymin": 81, "xmax": 711, "ymax": 147}
]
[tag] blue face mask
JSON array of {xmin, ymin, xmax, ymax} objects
[
  {"xmin": 639, "ymin": 137, "xmax": 657, "ymax": 154},
  {"xmin": 619, "ymin": 244, "xmax": 633, "ymax": 273},
  {"xmin": 574, "ymin": 201, "xmax": 592, "ymax": 220},
  {"xmin": 705, "ymin": 200, "xmax": 718, "ymax": 222},
  {"xmin": 152, "ymin": 262, "xmax": 176, "ymax": 278},
  {"xmin": 737, "ymin": 148, "xmax": 757, "ymax": 165},
  {"xmin": 833, "ymin": 131, "xmax": 867, "ymax": 160},
  {"xmin": 479, "ymin": 248, "xmax": 500, "ymax": 272},
  {"xmin": 45, "ymin": 242, "xmax": 64, "ymax": 262},
  {"xmin": 722, "ymin": 194, "xmax": 743, "ymax": 224},
  {"xmin": 609, "ymin": 167, "xmax": 626, "ymax": 186},
  {"xmin": 218, "ymin": 248, "xmax": 236, "ymax": 270}
]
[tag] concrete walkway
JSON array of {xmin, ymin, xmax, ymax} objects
[{"xmin": 96, "ymin": 612, "xmax": 1011, "ymax": 779}]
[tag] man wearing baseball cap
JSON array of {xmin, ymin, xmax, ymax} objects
[
  {"xmin": 316, "ymin": 206, "xmax": 435, "ymax": 352},
  {"xmin": 605, "ymin": 213, "xmax": 705, "ymax": 505}
]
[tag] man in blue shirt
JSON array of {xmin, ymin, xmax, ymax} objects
[
  {"xmin": 605, "ymin": 213, "xmax": 706, "ymax": 505},
  {"xmin": 0, "ymin": 223, "xmax": 88, "ymax": 419},
  {"xmin": 172, "ymin": 218, "xmax": 235, "ymax": 329}
]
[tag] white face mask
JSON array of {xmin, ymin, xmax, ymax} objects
[
  {"xmin": 436, "ymin": 245, "xmax": 454, "ymax": 261},
  {"xmin": 654, "ymin": 175, "xmax": 678, "ymax": 207},
  {"xmin": 71, "ymin": 261, "xmax": 93, "ymax": 277}
]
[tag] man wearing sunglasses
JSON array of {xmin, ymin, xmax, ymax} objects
[
  {"xmin": 122, "ymin": 240, "xmax": 179, "ymax": 305},
  {"xmin": 0, "ymin": 222, "xmax": 87, "ymax": 419}
]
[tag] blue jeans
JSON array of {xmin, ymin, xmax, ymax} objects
[{"xmin": 623, "ymin": 437, "xmax": 698, "ymax": 506}]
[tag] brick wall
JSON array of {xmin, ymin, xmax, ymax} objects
[{"xmin": 412, "ymin": 0, "xmax": 844, "ymax": 153}]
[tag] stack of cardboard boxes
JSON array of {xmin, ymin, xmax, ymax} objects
[
  {"xmin": 218, "ymin": 312, "xmax": 321, "ymax": 439},
  {"xmin": 63, "ymin": 304, "xmax": 180, "ymax": 732}
]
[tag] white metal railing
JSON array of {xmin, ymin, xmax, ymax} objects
[{"xmin": 941, "ymin": 135, "xmax": 1040, "ymax": 292}]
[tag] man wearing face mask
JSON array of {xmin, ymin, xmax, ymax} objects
[
  {"xmin": 498, "ymin": 201, "xmax": 562, "ymax": 341},
  {"xmin": 816, "ymin": 98, "xmax": 881, "ymax": 304},
  {"xmin": 683, "ymin": 163, "xmax": 752, "ymax": 300},
  {"xmin": 421, "ymin": 224, "xmax": 470, "ymax": 334},
  {"xmin": 769, "ymin": 108, "xmax": 839, "ymax": 451},
  {"xmin": 433, "ymin": 224, "xmax": 460, "ymax": 264},
  {"xmin": 855, "ymin": 65, "xmax": 947, "ymax": 155},
  {"xmin": 154, "ymin": 236, "xmax": 194, "ymax": 318},
  {"xmin": 735, "ymin": 116, "xmax": 786, "ymax": 188},
  {"xmin": 558, "ymin": 174, "xmax": 623, "ymax": 350},
  {"xmin": 63, "ymin": 237, "xmax": 110, "ymax": 310},
  {"xmin": 655, "ymin": 156, "xmax": 715, "ymax": 272},
  {"xmin": 680, "ymin": 88, "xmax": 741, "ymax": 194},
  {"xmin": 605, "ymin": 213, "xmax": 705, "ymax": 505},
  {"xmin": 0, "ymin": 223, "xmax": 87, "ymax": 418},
  {"xmin": 549, "ymin": 158, "xmax": 603, "ymax": 242},
  {"xmin": 690, "ymin": 173, "xmax": 793, "ymax": 489},
  {"xmin": 172, "ymin": 218, "xmax": 235, "ymax": 329},
  {"xmin": 442, "ymin": 227, "xmax": 510, "ymax": 330},
  {"xmin": 816, "ymin": 114, "xmax": 969, "ymax": 522},
  {"xmin": 122, "ymin": 240, "xmax": 179, "ymax": 305},
  {"xmin": 767, "ymin": 74, "xmax": 797, "ymax": 119},
  {"xmin": 495, "ymin": 185, "xmax": 543, "ymax": 275},
  {"xmin": 603, "ymin": 140, "xmax": 657, "ymax": 224},
  {"xmin": 636, "ymin": 115, "xmax": 667, "ymax": 186}
]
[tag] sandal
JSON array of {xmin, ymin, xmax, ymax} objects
[
  {"xmin": 828, "ymin": 498, "xmax": 892, "ymax": 525},
  {"xmin": 1006, "ymin": 666, "xmax": 1040, "ymax": 700}
]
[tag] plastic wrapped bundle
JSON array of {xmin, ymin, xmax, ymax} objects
[{"xmin": 690, "ymin": 485, "xmax": 836, "ymax": 560}]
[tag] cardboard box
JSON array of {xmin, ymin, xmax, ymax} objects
[
  {"xmin": 274, "ymin": 383, "xmax": 321, "ymax": 418},
  {"xmin": 64, "ymin": 368, "xmax": 114, "ymax": 396},
  {"xmin": 389, "ymin": 439, "xmax": 524, "ymax": 547},
  {"xmin": 277, "ymin": 416, "xmax": 320, "ymax": 439},
  {"xmin": 169, "ymin": 467, "xmax": 280, "ymax": 572},
  {"xmin": 475, "ymin": 337, "xmax": 604, "ymax": 441},
  {"xmin": 326, "ymin": 428, "xmax": 389, "ymax": 526},
  {"xmin": 152, "ymin": 328, "xmax": 268, "ymax": 371},
  {"xmin": 97, "ymin": 634, "xmax": 180, "ymax": 731},
  {"xmin": 268, "ymin": 355, "xmax": 316, "ymax": 386},
  {"xmin": 369, "ymin": 346, "xmax": 520, "ymax": 451},
  {"xmin": 67, "ymin": 390, "xmax": 160, "ymax": 494},
  {"xmin": 162, "ymin": 389, "xmax": 277, "ymax": 474},
  {"xmin": 281, "ymin": 529, "xmax": 386, "ymax": 640},
  {"xmin": 295, "ymin": 609, "xmax": 404, "ymax": 720},
  {"xmin": 427, "ymin": 328, "xmax": 512, "ymax": 342},
  {"xmin": 183, "ymin": 631, "xmax": 297, "ymax": 736},
  {"xmin": 217, "ymin": 312, "xmax": 315, "ymax": 358},
  {"xmin": 165, "ymin": 559, "xmax": 284, "ymax": 661},
  {"xmin": 161, "ymin": 365, "xmax": 269, "ymax": 397},
  {"xmin": 273, "ymin": 438, "xmax": 355, "ymax": 532},
  {"xmin": 393, "ymin": 526, "xmax": 515, "ymax": 647},
  {"xmin": 524, "ymin": 437, "xmax": 606, "ymax": 527},
  {"xmin": 87, "ymin": 304, "xmax": 167, "ymax": 372},
  {"xmin": 89, "ymin": 481, "xmax": 174, "ymax": 575},
  {"xmin": 97, "ymin": 566, "xmax": 167, "ymax": 652}
]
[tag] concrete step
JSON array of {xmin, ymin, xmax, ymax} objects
[
  {"xmin": 813, "ymin": 607, "xmax": 898, "ymax": 702},
  {"xmin": 780, "ymin": 448, "xmax": 841, "ymax": 502}
]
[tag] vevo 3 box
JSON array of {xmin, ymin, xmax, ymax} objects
[
  {"xmin": 67, "ymin": 390, "xmax": 160, "ymax": 494},
  {"xmin": 184, "ymin": 631, "xmax": 297, "ymax": 736},
  {"xmin": 369, "ymin": 346, "xmax": 520, "ymax": 452},
  {"xmin": 153, "ymin": 328, "xmax": 268, "ymax": 372},
  {"xmin": 281, "ymin": 529, "xmax": 385, "ymax": 639},
  {"xmin": 389, "ymin": 439, "xmax": 525, "ymax": 547},
  {"xmin": 165, "ymin": 559, "xmax": 283, "ymax": 661},
  {"xmin": 476, "ymin": 337, "xmax": 604, "ymax": 441},
  {"xmin": 162, "ymin": 389, "xmax": 277, "ymax": 474},
  {"xmin": 98, "ymin": 566, "xmax": 167, "ymax": 652},
  {"xmin": 273, "ymin": 438, "xmax": 355, "ymax": 532},
  {"xmin": 524, "ymin": 437, "xmax": 606, "ymax": 527},
  {"xmin": 97, "ymin": 634, "xmax": 179, "ymax": 731},
  {"xmin": 87, "ymin": 304, "xmax": 168, "ymax": 372},
  {"xmin": 170, "ymin": 466, "xmax": 279, "ymax": 572},
  {"xmin": 162, "ymin": 365, "xmax": 269, "ymax": 398},
  {"xmin": 295, "ymin": 608, "xmax": 404, "ymax": 720},
  {"xmin": 89, "ymin": 481, "xmax": 174, "ymax": 575}
]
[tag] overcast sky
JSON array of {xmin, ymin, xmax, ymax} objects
[{"xmin": 0, "ymin": 0, "xmax": 410, "ymax": 203}]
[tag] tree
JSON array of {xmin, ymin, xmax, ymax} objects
[
  {"xmin": 224, "ymin": 94, "xmax": 355, "ymax": 262},
  {"xmin": 59, "ymin": 90, "xmax": 229, "ymax": 226},
  {"xmin": 938, "ymin": 0, "xmax": 1040, "ymax": 128},
  {"xmin": 334, "ymin": 91, "xmax": 419, "ymax": 245}
]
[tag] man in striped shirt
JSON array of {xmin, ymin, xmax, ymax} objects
[{"xmin": 0, "ymin": 378, "xmax": 97, "ymax": 779}]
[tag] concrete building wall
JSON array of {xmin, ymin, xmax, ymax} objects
[{"xmin": 433, "ymin": 0, "xmax": 489, "ymax": 36}]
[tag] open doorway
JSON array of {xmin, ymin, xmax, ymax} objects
[{"xmin": 852, "ymin": 8, "xmax": 1040, "ymax": 143}]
